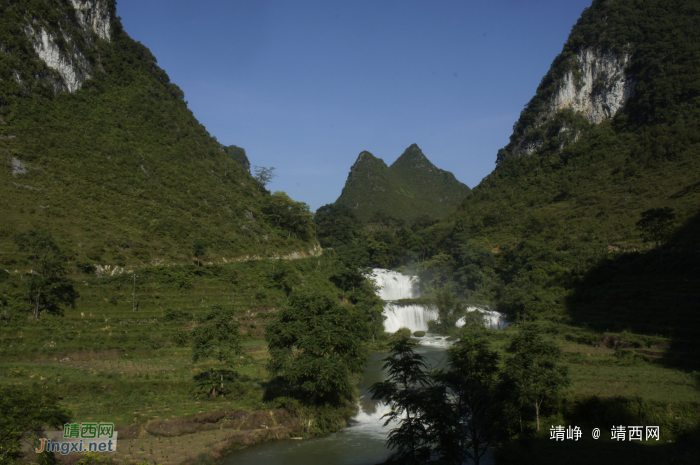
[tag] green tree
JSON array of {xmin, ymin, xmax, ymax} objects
[
  {"xmin": 266, "ymin": 290, "xmax": 367, "ymax": 406},
  {"xmin": 0, "ymin": 386, "xmax": 72, "ymax": 465},
  {"xmin": 504, "ymin": 324, "xmax": 570, "ymax": 431},
  {"xmin": 252, "ymin": 166, "xmax": 277, "ymax": 192},
  {"xmin": 430, "ymin": 327, "xmax": 512, "ymax": 465},
  {"xmin": 432, "ymin": 287, "xmax": 464, "ymax": 335},
  {"xmin": 191, "ymin": 237, "xmax": 207, "ymax": 266},
  {"xmin": 191, "ymin": 305, "xmax": 242, "ymax": 397},
  {"xmin": 636, "ymin": 207, "xmax": 676, "ymax": 248},
  {"xmin": 369, "ymin": 339, "xmax": 432, "ymax": 465},
  {"xmin": 14, "ymin": 229, "xmax": 78, "ymax": 319},
  {"xmin": 262, "ymin": 191, "xmax": 315, "ymax": 241}
]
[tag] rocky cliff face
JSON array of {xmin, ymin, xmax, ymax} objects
[
  {"xmin": 507, "ymin": 46, "xmax": 635, "ymax": 157},
  {"xmin": 550, "ymin": 47, "xmax": 634, "ymax": 124},
  {"xmin": 21, "ymin": 0, "xmax": 111, "ymax": 93}
]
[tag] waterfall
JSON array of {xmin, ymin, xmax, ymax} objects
[
  {"xmin": 383, "ymin": 303, "xmax": 438, "ymax": 333},
  {"xmin": 372, "ymin": 268, "xmax": 420, "ymax": 300},
  {"xmin": 370, "ymin": 268, "xmax": 431, "ymax": 333},
  {"xmin": 372, "ymin": 268, "xmax": 508, "ymax": 334},
  {"xmin": 456, "ymin": 307, "xmax": 510, "ymax": 330}
]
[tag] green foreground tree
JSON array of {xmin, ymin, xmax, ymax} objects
[
  {"xmin": 504, "ymin": 324, "xmax": 570, "ymax": 432},
  {"xmin": 191, "ymin": 305, "xmax": 242, "ymax": 397},
  {"xmin": 369, "ymin": 338, "xmax": 432, "ymax": 464},
  {"xmin": 266, "ymin": 290, "xmax": 367, "ymax": 406},
  {"xmin": 431, "ymin": 327, "xmax": 512, "ymax": 465},
  {"xmin": 14, "ymin": 229, "xmax": 78, "ymax": 319},
  {"xmin": 0, "ymin": 386, "xmax": 71, "ymax": 465}
]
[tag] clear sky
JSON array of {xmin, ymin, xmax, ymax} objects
[{"xmin": 117, "ymin": 0, "xmax": 592, "ymax": 212}]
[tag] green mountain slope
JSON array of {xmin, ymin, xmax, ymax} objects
[
  {"xmin": 405, "ymin": 0, "xmax": 700, "ymax": 342},
  {"xmin": 334, "ymin": 144, "xmax": 470, "ymax": 222},
  {"xmin": 0, "ymin": 0, "xmax": 315, "ymax": 267}
]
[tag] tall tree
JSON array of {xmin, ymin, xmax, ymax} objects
[
  {"xmin": 13, "ymin": 229, "xmax": 78, "ymax": 319},
  {"xmin": 369, "ymin": 338, "xmax": 432, "ymax": 465},
  {"xmin": 430, "ymin": 327, "xmax": 512, "ymax": 465},
  {"xmin": 252, "ymin": 166, "xmax": 277, "ymax": 192},
  {"xmin": 0, "ymin": 386, "xmax": 71, "ymax": 465},
  {"xmin": 191, "ymin": 305, "xmax": 242, "ymax": 397},
  {"xmin": 504, "ymin": 324, "xmax": 570, "ymax": 431},
  {"xmin": 266, "ymin": 290, "xmax": 367, "ymax": 406}
]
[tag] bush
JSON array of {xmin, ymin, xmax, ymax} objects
[{"xmin": 413, "ymin": 331, "xmax": 426, "ymax": 337}]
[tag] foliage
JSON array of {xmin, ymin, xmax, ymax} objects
[
  {"xmin": 0, "ymin": 386, "xmax": 72, "ymax": 465},
  {"xmin": 503, "ymin": 324, "xmax": 570, "ymax": 432},
  {"xmin": 222, "ymin": 145, "xmax": 250, "ymax": 172},
  {"xmin": 430, "ymin": 327, "xmax": 513, "ymax": 465},
  {"xmin": 13, "ymin": 229, "xmax": 78, "ymax": 319},
  {"xmin": 636, "ymin": 207, "xmax": 676, "ymax": 247},
  {"xmin": 261, "ymin": 191, "xmax": 315, "ymax": 241},
  {"xmin": 431, "ymin": 287, "xmax": 465, "ymax": 335},
  {"xmin": 191, "ymin": 238, "xmax": 207, "ymax": 265},
  {"xmin": 369, "ymin": 338, "xmax": 432, "ymax": 464},
  {"xmin": 252, "ymin": 166, "xmax": 277, "ymax": 191},
  {"xmin": 191, "ymin": 305, "xmax": 242, "ymax": 397},
  {"xmin": 334, "ymin": 145, "xmax": 470, "ymax": 223},
  {"xmin": 265, "ymin": 290, "xmax": 368, "ymax": 406}
]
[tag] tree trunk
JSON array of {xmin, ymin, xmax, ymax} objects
[{"xmin": 535, "ymin": 401, "xmax": 540, "ymax": 431}]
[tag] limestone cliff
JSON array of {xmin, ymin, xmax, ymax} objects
[
  {"xmin": 7, "ymin": 0, "xmax": 112, "ymax": 95},
  {"xmin": 508, "ymin": 46, "xmax": 635, "ymax": 158}
]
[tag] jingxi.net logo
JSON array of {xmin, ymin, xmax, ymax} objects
[{"xmin": 35, "ymin": 423, "xmax": 118, "ymax": 455}]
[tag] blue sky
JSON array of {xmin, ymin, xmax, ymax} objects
[{"xmin": 117, "ymin": 0, "xmax": 592, "ymax": 212}]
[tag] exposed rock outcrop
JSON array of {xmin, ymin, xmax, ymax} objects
[
  {"xmin": 550, "ymin": 47, "xmax": 634, "ymax": 124},
  {"xmin": 21, "ymin": 0, "xmax": 111, "ymax": 93},
  {"xmin": 509, "ymin": 47, "xmax": 635, "ymax": 157}
]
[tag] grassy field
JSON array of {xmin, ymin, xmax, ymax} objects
[{"xmin": 0, "ymin": 257, "xmax": 344, "ymax": 427}]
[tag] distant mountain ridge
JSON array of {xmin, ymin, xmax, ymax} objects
[{"xmin": 334, "ymin": 144, "xmax": 470, "ymax": 222}]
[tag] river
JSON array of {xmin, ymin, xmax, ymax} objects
[{"xmin": 224, "ymin": 268, "xmax": 506, "ymax": 465}]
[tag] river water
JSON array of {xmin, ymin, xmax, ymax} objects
[{"xmin": 224, "ymin": 269, "xmax": 505, "ymax": 465}]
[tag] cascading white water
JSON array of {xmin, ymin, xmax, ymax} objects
[
  {"xmin": 372, "ymin": 268, "xmax": 508, "ymax": 334},
  {"xmin": 456, "ymin": 307, "xmax": 510, "ymax": 330},
  {"xmin": 372, "ymin": 269, "xmax": 420, "ymax": 300},
  {"xmin": 371, "ymin": 268, "xmax": 435, "ymax": 334},
  {"xmin": 383, "ymin": 303, "xmax": 438, "ymax": 333}
]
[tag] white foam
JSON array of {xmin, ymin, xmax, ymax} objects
[
  {"xmin": 382, "ymin": 303, "xmax": 438, "ymax": 333},
  {"xmin": 455, "ymin": 307, "xmax": 509, "ymax": 330}
]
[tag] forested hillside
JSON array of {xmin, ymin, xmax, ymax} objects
[
  {"xmin": 319, "ymin": 0, "xmax": 700, "ymax": 345},
  {"xmin": 0, "ymin": 0, "xmax": 315, "ymax": 268},
  {"xmin": 334, "ymin": 144, "xmax": 469, "ymax": 222}
]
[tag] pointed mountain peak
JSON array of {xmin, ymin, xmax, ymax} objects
[
  {"xmin": 391, "ymin": 144, "xmax": 437, "ymax": 171},
  {"xmin": 353, "ymin": 150, "xmax": 379, "ymax": 165}
]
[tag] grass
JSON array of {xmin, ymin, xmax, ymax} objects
[
  {"xmin": 483, "ymin": 322, "xmax": 700, "ymax": 464},
  {"xmin": 0, "ymin": 257, "xmax": 342, "ymax": 427}
]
